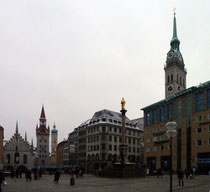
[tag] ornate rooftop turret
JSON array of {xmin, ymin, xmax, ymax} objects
[
  {"xmin": 16, "ymin": 121, "xmax": 19, "ymax": 134},
  {"xmin": 25, "ymin": 131, "xmax": 27, "ymax": 141},
  {"xmin": 51, "ymin": 123, "xmax": 58, "ymax": 134}
]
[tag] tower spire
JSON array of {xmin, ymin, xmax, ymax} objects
[
  {"xmin": 16, "ymin": 121, "xmax": 19, "ymax": 134},
  {"xmin": 40, "ymin": 104, "xmax": 46, "ymax": 119},
  {"xmin": 25, "ymin": 131, "xmax": 27, "ymax": 141},
  {"xmin": 170, "ymin": 11, "xmax": 180, "ymax": 51}
]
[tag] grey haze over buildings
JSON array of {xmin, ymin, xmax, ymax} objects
[{"xmin": 0, "ymin": 0, "xmax": 210, "ymax": 144}]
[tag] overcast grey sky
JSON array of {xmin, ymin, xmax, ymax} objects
[{"xmin": 1, "ymin": 0, "xmax": 210, "ymax": 144}]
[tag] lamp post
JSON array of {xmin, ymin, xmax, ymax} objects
[{"xmin": 165, "ymin": 122, "xmax": 177, "ymax": 192}]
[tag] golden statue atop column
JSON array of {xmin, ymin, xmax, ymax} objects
[{"xmin": 121, "ymin": 98, "xmax": 126, "ymax": 110}]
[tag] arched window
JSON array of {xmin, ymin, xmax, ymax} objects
[
  {"xmin": 171, "ymin": 74, "xmax": 173, "ymax": 82},
  {"xmin": 6, "ymin": 154, "xmax": 10, "ymax": 164},
  {"xmin": 14, "ymin": 153, "xmax": 19, "ymax": 164},
  {"xmin": 96, "ymin": 154, "xmax": 99, "ymax": 160},
  {"xmin": 167, "ymin": 75, "xmax": 170, "ymax": 83},
  {"xmin": 108, "ymin": 154, "xmax": 112, "ymax": 161},
  {"xmin": 23, "ymin": 154, "xmax": 27, "ymax": 164}
]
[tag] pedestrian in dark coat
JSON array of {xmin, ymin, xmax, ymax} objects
[
  {"xmin": 54, "ymin": 171, "xmax": 60, "ymax": 183},
  {"xmin": 0, "ymin": 171, "xmax": 5, "ymax": 192},
  {"xmin": 177, "ymin": 169, "xmax": 184, "ymax": 186}
]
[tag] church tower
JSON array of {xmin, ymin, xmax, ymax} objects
[
  {"xmin": 51, "ymin": 123, "xmax": 58, "ymax": 155},
  {"xmin": 36, "ymin": 105, "xmax": 50, "ymax": 168},
  {"xmin": 164, "ymin": 12, "xmax": 187, "ymax": 98}
]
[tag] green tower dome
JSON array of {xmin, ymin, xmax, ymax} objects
[{"xmin": 51, "ymin": 123, "xmax": 58, "ymax": 134}]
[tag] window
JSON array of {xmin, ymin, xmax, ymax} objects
[
  {"xmin": 133, "ymin": 139, "xmax": 135, "ymax": 144},
  {"xmin": 196, "ymin": 116, "xmax": 202, "ymax": 122},
  {"xmin": 152, "ymin": 146, "xmax": 157, "ymax": 151},
  {"xmin": 6, "ymin": 154, "xmax": 10, "ymax": 164},
  {"xmin": 168, "ymin": 75, "xmax": 170, "ymax": 83},
  {"xmin": 208, "ymin": 125, "xmax": 210, "ymax": 132},
  {"xmin": 207, "ymin": 89, "xmax": 210, "ymax": 108},
  {"xmin": 114, "ymin": 128, "xmax": 117, "ymax": 133},
  {"xmin": 195, "ymin": 92, "xmax": 204, "ymax": 111},
  {"xmin": 197, "ymin": 140, "xmax": 202, "ymax": 146},
  {"xmin": 160, "ymin": 126, "xmax": 165, "ymax": 131},
  {"xmin": 167, "ymin": 103, "xmax": 173, "ymax": 120},
  {"xmin": 119, "ymin": 137, "xmax": 122, "ymax": 142},
  {"xmin": 208, "ymin": 138, "xmax": 210, "ymax": 145},
  {"xmin": 171, "ymin": 74, "xmax": 173, "ymax": 82},
  {"xmin": 153, "ymin": 109, "xmax": 158, "ymax": 124},
  {"xmin": 114, "ymin": 136, "xmax": 117, "ymax": 142},
  {"xmin": 146, "ymin": 148, "xmax": 150, "ymax": 152},
  {"xmin": 160, "ymin": 106, "xmax": 165, "ymax": 122},
  {"xmin": 137, "ymin": 148, "xmax": 140, "ymax": 153},
  {"xmin": 109, "ymin": 145, "xmax": 112, "ymax": 150},
  {"xmin": 153, "ymin": 137, "xmax": 157, "ymax": 142},
  {"xmin": 160, "ymin": 135, "xmax": 164, "ymax": 141},
  {"xmin": 119, "ymin": 128, "xmax": 122, "ymax": 133},
  {"xmin": 128, "ymin": 130, "xmax": 131, "ymax": 135},
  {"xmin": 128, "ymin": 138, "xmax": 131, "ymax": 144},
  {"xmin": 196, "ymin": 128, "xmax": 202, "ymax": 133},
  {"xmin": 129, "ymin": 147, "xmax": 131, "ymax": 152},
  {"xmin": 161, "ymin": 145, "xmax": 164, "ymax": 150},
  {"xmin": 153, "ymin": 128, "xmax": 157, "ymax": 133},
  {"xmin": 208, "ymin": 114, "xmax": 210, "ymax": 120},
  {"xmin": 133, "ymin": 147, "xmax": 135, "ymax": 153},
  {"xmin": 114, "ymin": 145, "xmax": 117, "ymax": 151},
  {"xmin": 146, "ymin": 138, "xmax": 150, "ymax": 143},
  {"xmin": 109, "ymin": 127, "xmax": 112, "ymax": 132},
  {"xmin": 109, "ymin": 135, "xmax": 112, "ymax": 141},
  {"xmin": 146, "ymin": 111, "xmax": 151, "ymax": 126},
  {"xmin": 97, "ymin": 145, "xmax": 99, "ymax": 150},
  {"xmin": 102, "ymin": 144, "xmax": 105, "ymax": 150},
  {"xmin": 146, "ymin": 129, "xmax": 150, "ymax": 134},
  {"xmin": 133, "ymin": 131, "xmax": 135, "ymax": 136}
]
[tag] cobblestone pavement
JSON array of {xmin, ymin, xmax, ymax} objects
[{"xmin": 2, "ymin": 174, "xmax": 210, "ymax": 192}]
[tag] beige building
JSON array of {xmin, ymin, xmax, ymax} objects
[{"xmin": 142, "ymin": 14, "xmax": 210, "ymax": 174}]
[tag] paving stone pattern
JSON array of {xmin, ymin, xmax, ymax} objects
[{"xmin": 2, "ymin": 174, "xmax": 210, "ymax": 192}]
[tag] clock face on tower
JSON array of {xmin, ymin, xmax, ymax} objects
[
  {"xmin": 167, "ymin": 51, "xmax": 173, "ymax": 59},
  {"xmin": 167, "ymin": 85, "xmax": 174, "ymax": 93}
]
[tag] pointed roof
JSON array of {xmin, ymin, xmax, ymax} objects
[
  {"xmin": 40, "ymin": 105, "xmax": 46, "ymax": 119},
  {"xmin": 16, "ymin": 121, "xmax": 19, "ymax": 134},
  {"xmin": 170, "ymin": 15, "xmax": 180, "ymax": 50},
  {"xmin": 25, "ymin": 131, "xmax": 27, "ymax": 141},
  {"xmin": 51, "ymin": 123, "xmax": 58, "ymax": 134}
]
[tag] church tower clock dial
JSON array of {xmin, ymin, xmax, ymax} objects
[{"xmin": 164, "ymin": 12, "xmax": 187, "ymax": 99}]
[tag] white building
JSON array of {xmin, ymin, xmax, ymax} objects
[{"xmin": 4, "ymin": 122, "xmax": 35, "ymax": 170}]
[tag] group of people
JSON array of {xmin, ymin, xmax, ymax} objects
[
  {"xmin": 146, "ymin": 167, "xmax": 197, "ymax": 187},
  {"xmin": 10, "ymin": 168, "xmax": 42, "ymax": 182}
]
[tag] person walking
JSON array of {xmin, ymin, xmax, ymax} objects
[
  {"xmin": 0, "ymin": 170, "xmax": 5, "ymax": 192},
  {"xmin": 177, "ymin": 169, "xmax": 184, "ymax": 186},
  {"xmin": 54, "ymin": 170, "xmax": 60, "ymax": 184}
]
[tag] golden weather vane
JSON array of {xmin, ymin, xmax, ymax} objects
[{"xmin": 173, "ymin": 8, "xmax": 176, "ymax": 16}]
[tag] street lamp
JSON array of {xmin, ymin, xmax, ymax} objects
[{"xmin": 165, "ymin": 121, "xmax": 177, "ymax": 192}]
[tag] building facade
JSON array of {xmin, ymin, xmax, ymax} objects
[
  {"xmin": 4, "ymin": 122, "xmax": 35, "ymax": 170},
  {"xmin": 142, "ymin": 14, "xmax": 210, "ymax": 174},
  {"xmin": 81, "ymin": 109, "xmax": 142, "ymax": 172},
  {"xmin": 56, "ymin": 140, "xmax": 67, "ymax": 168},
  {"xmin": 68, "ymin": 128, "xmax": 78, "ymax": 167},
  {"xmin": 36, "ymin": 106, "xmax": 50, "ymax": 168}
]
